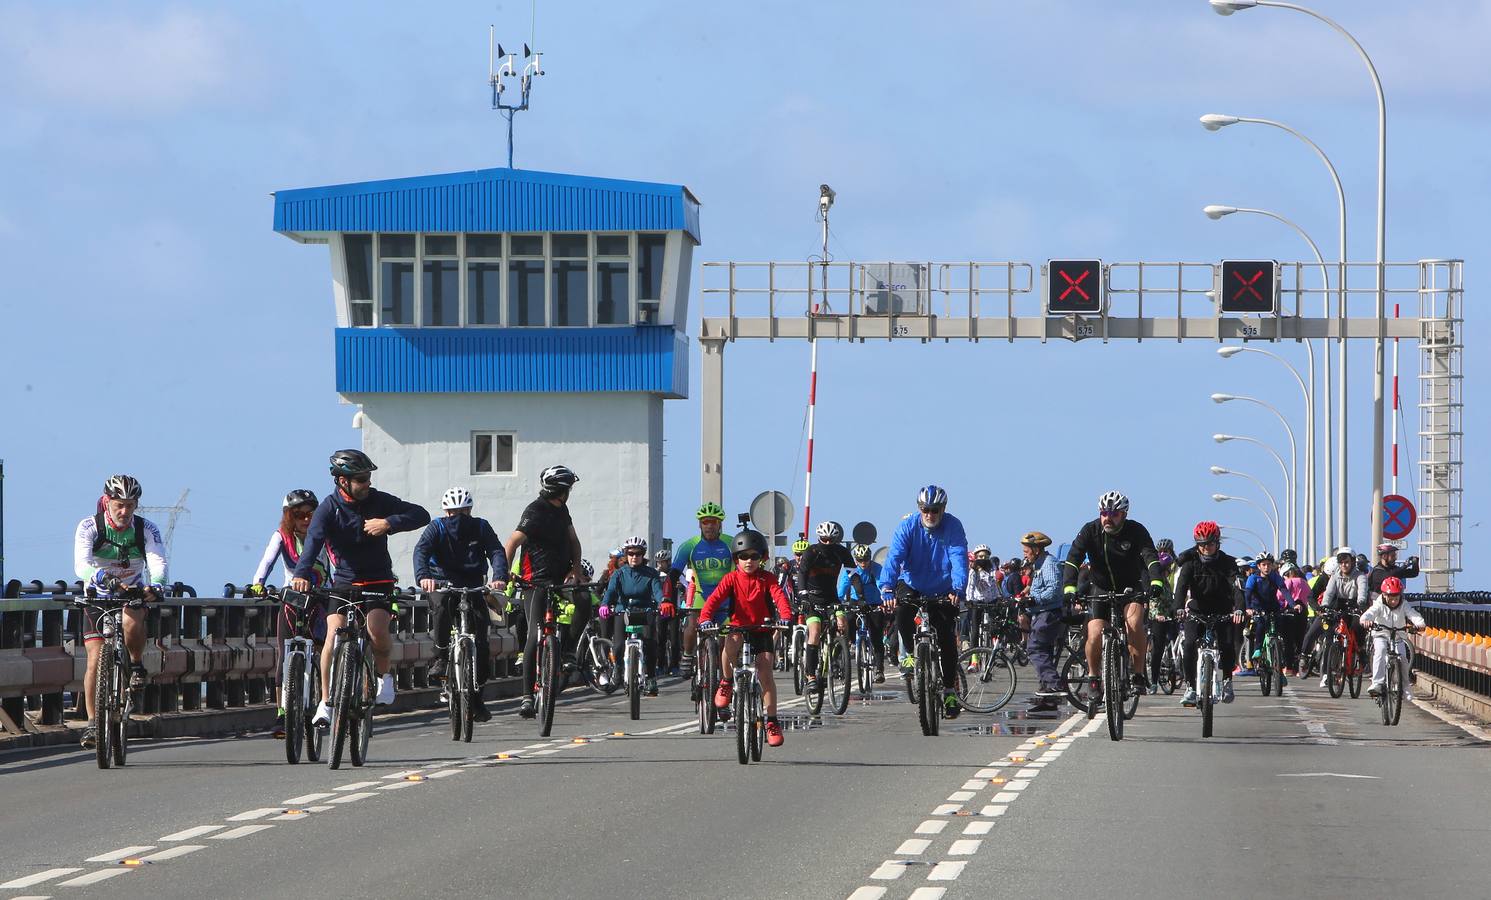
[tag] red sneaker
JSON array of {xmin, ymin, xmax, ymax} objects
[
  {"xmin": 713, "ymin": 680, "xmax": 734, "ymax": 709},
  {"xmin": 765, "ymin": 721, "xmax": 784, "ymax": 747}
]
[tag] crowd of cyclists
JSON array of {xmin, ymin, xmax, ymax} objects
[{"xmin": 71, "ymin": 456, "xmax": 1424, "ymax": 754}]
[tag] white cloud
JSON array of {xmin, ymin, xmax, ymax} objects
[{"xmin": 0, "ymin": 5, "xmax": 240, "ymax": 116}]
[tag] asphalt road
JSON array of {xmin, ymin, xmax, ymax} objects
[{"xmin": 1, "ymin": 667, "xmax": 1486, "ymax": 900}]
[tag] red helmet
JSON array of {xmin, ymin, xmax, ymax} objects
[
  {"xmin": 1380, "ymin": 576, "xmax": 1404, "ymax": 595},
  {"xmin": 1193, "ymin": 521, "xmax": 1221, "ymax": 544}
]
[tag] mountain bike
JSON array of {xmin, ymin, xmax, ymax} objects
[
  {"xmin": 789, "ymin": 619, "xmax": 808, "ymax": 695},
  {"xmin": 1370, "ymin": 624, "xmax": 1414, "ymax": 726},
  {"xmin": 322, "ymin": 591, "xmax": 384, "ymax": 769},
  {"xmin": 1250, "ymin": 610, "xmax": 1289, "ymax": 698},
  {"xmin": 511, "ymin": 577, "xmax": 597, "ymax": 737},
  {"xmin": 1155, "ymin": 622, "xmax": 1185, "ymax": 695},
  {"xmin": 618, "ymin": 609, "xmax": 648, "ymax": 720},
  {"xmin": 275, "ymin": 587, "xmax": 324, "ymax": 763},
  {"xmin": 429, "ymin": 586, "xmax": 491, "ymax": 742},
  {"xmin": 803, "ymin": 603, "xmax": 850, "ymax": 716},
  {"xmin": 712, "ymin": 621, "xmax": 789, "ymax": 765},
  {"xmin": 1324, "ymin": 611, "xmax": 1367, "ymax": 700},
  {"xmin": 1188, "ymin": 612, "xmax": 1232, "ymax": 739},
  {"xmin": 851, "ymin": 603, "xmax": 884, "ymax": 696},
  {"xmin": 1092, "ymin": 589, "xmax": 1143, "ymax": 741},
  {"xmin": 693, "ymin": 614, "xmax": 725, "ymax": 733},
  {"xmin": 898, "ymin": 592, "xmax": 951, "ymax": 737},
  {"xmin": 575, "ymin": 617, "xmax": 617, "ymax": 695},
  {"xmin": 74, "ymin": 585, "xmax": 149, "ymax": 769}
]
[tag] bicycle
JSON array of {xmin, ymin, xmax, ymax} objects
[
  {"xmin": 703, "ymin": 620, "xmax": 787, "ymax": 765},
  {"xmin": 694, "ymin": 615, "xmax": 724, "ymax": 734},
  {"xmin": 275, "ymin": 587, "xmax": 325, "ymax": 763},
  {"xmin": 850, "ymin": 603, "xmax": 884, "ymax": 696},
  {"xmin": 321, "ymin": 590, "xmax": 385, "ymax": 769},
  {"xmin": 956, "ymin": 605, "xmax": 1018, "ymax": 714},
  {"xmin": 789, "ymin": 618, "xmax": 808, "ymax": 695},
  {"xmin": 1187, "ymin": 612, "xmax": 1233, "ymax": 739},
  {"xmin": 1370, "ymin": 624, "xmax": 1413, "ymax": 726},
  {"xmin": 618, "ymin": 609, "xmax": 649, "ymax": 721},
  {"xmin": 1091, "ymin": 589, "xmax": 1143, "ymax": 741},
  {"xmin": 428, "ymin": 586, "xmax": 492, "ymax": 743},
  {"xmin": 73, "ymin": 584, "xmax": 149, "ymax": 769},
  {"xmin": 1156, "ymin": 626, "xmax": 1186, "ymax": 695},
  {"xmin": 574, "ymin": 616, "xmax": 617, "ymax": 695},
  {"xmin": 1249, "ymin": 610, "xmax": 1290, "ymax": 698},
  {"xmin": 803, "ymin": 602, "xmax": 850, "ymax": 716},
  {"xmin": 1323, "ymin": 610, "xmax": 1367, "ymax": 700},
  {"xmin": 511, "ymin": 576, "xmax": 596, "ymax": 737},
  {"xmin": 897, "ymin": 591, "xmax": 952, "ymax": 737}
]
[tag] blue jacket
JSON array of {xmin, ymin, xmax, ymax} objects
[
  {"xmin": 1244, "ymin": 571, "xmax": 1286, "ymax": 613},
  {"xmin": 412, "ymin": 514, "xmax": 507, "ymax": 588},
  {"xmin": 1027, "ymin": 550, "xmax": 1063, "ymax": 611},
  {"xmin": 603, "ymin": 565, "xmax": 664, "ymax": 611},
  {"xmin": 295, "ymin": 488, "xmax": 430, "ymax": 585},
  {"xmin": 837, "ymin": 563, "xmax": 884, "ymax": 605},
  {"xmin": 878, "ymin": 513, "xmax": 969, "ymax": 597}
]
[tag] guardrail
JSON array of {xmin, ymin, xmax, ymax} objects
[
  {"xmin": 1409, "ymin": 598, "xmax": 1491, "ymax": 701},
  {"xmin": 0, "ymin": 579, "xmax": 518, "ymax": 738}
]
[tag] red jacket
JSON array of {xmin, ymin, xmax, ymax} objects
[{"xmin": 700, "ymin": 569, "xmax": 792, "ymax": 628}]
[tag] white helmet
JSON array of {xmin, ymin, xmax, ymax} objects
[
  {"xmin": 816, "ymin": 520, "xmax": 844, "ymax": 542},
  {"xmin": 1098, "ymin": 490, "xmax": 1130, "ymax": 513},
  {"xmin": 972, "ymin": 544, "xmax": 992, "ymax": 558},
  {"xmin": 441, "ymin": 487, "xmax": 474, "ymax": 510},
  {"xmin": 621, "ymin": 535, "xmax": 647, "ymax": 552}
]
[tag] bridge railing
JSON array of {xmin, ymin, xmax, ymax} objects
[
  {"xmin": 0, "ymin": 579, "xmax": 519, "ymax": 737},
  {"xmin": 1407, "ymin": 594, "xmax": 1491, "ymax": 702}
]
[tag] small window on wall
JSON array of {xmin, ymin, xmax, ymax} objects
[
  {"xmin": 552, "ymin": 234, "xmax": 589, "ymax": 327},
  {"xmin": 508, "ymin": 235, "xmax": 546, "ymax": 327},
  {"xmin": 421, "ymin": 234, "xmax": 459, "ymax": 326},
  {"xmin": 379, "ymin": 233, "xmax": 415, "ymax": 325},
  {"xmin": 467, "ymin": 234, "xmax": 502, "ymax": 325},
  {"xmin": 472, "ymin": 432, "xmax": 515, "ymax": 475},
  {"xmin": 638, "ymin": 233, "xmax": 667, "ymax": 302},
  {"xmin": 344, "ymin": 234, "xmax": 374, "ymax": 326},
  {"xmin": 596, "ymin": 234, "xmax": 630, "ymax": 325}
]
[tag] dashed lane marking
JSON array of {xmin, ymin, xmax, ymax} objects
[
  {"xmin": 847, "ymin": 888, "xmax": 887, "ymax": 900},
  {"xmin": 907, "ymin": 889, "xmax": 946, "ymax": 900},
  {"xmin": 210, "ymin": 825, "xmax": 274, "ymax": 840},
  {"xmin": 136, "ymin": 846, "xmax": 206, "ymax": 863},
  {"xmin": 962, "ymin": 821, "xmax": 994, "ymax": 836},
  {"xmin": 159, "ymin": 826, "xmax": 224, "ymax": 841},
  {"xmin": 0, "ymin": 869, "xmax": 83, "ymax": 889},
  {"xmin": 948, "ymin": 840, "xmax": 981, "ymax": 856},
  {"xmin": 895, "ymin": 839, "xmax": 930, "ymax": 855},
  {"xmin": 927, "ymin": 861, "xmax": 966, "ymax": 881},
  {"xmin": 426, "ymin": 768, "xmax": 463, "ymax": 778},
  {"xmin": 282, "ymin": 792, "xmax": 335, "ymax": 805},
  {"xmin": 84, "ymin": 847, "xmax": 154, "ymax": 863},
  {"xmin": 55, "ymin": 869, "xmax": 134, "ymax": 887},
  {"xmin": 226, "ymin": 808, "xmax": 283, "ymax": 822},
  {"xmin": 333, "ymin": 781, "xmax": 381, "ymax": 791},
  {"xmin": 914, "ymin": 820, "xmax": 946, "ymax": 835},
  {"xmin": 870, "ymin": 861, "xmax": 910, "ymax": 881}
]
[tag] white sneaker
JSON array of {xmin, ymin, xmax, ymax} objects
[
  {"xmin": 375, "ymin": 674, "xmax": 395, "ymax": 706},
  {"xmin": 1318, "ymin": 675, "xmax": 1330, "ymax": 689},
  {"xmin": 312, "ymin": 701, "xmax": 332, "ymax": 730},
  {"xmin": 1403, "ymin": 691, "xmax": 1415, "ymax": 703}
]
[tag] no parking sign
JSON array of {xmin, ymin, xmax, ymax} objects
[{"xmin": 1381, "ymin": 494, "xmax": 1416, "ymax": 541}]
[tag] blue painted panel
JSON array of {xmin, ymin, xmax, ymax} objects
[
  {"xmin": 276, "ymin": 167, "xmax": 700, "ymax": 244},
  {"xmin": 335, "ymin": 326, "xmax": 688, "ymax": 398}
]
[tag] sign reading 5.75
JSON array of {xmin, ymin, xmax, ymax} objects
[
  {"xmin": 1220, "ymin": 260, "xmax": 1278, "ymax": 315},
  {"xmin": 1046, "ymin": 260, "xmax": 1103, "ymax": 315}
]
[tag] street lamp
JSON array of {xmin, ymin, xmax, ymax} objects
[
  {"xmin": 1216, "ymin": 347, "xmax": 1313, "ymax": 558},
  {"xmin": 1218, "ymin": 522, "xmax": 1271, "ymax": 557},
  {"xmin": 1213, "ymin": 432, "xmax": 1293, "ymax": 548},
  {"xmin": 1200, "ymin": 111, "xmax": 1347, "ymax": 550},
  {"xmin": 1212, "ymin": 493, "xmax": 1279, "ymax": 552},
  {"xmin": 1209, "ymin": 0, "xmax": 1389, "ymax": 574},
  {"xmin": 1211, "ymin": 393, "xmax": 1296, "ymax": 550},
  {"xmin": 1210, "ymin": 466, "xmax": 1283, "ymax": 552}
]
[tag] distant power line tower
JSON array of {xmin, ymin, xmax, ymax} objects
[{"xmin": 139, "ymin": 489, "xmax": 190, "ymax": 566}]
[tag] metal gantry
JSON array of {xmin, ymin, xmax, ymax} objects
[{"xmin": 698, "ymin": 258, "xmax": 1462, "ymax": 590}]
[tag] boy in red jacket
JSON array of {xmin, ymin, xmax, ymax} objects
[{"xmin": 700, "ymin": 529, "xmax": 793, "ymax": 747}]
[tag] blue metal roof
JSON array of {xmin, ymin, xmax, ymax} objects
[
  {"xmin": 335, "ymin": 326, "xmax": 688, "ymax": 398},
  {"xmin": 275, "ymin": 167, "xmax": 700, "ymax": 244}
]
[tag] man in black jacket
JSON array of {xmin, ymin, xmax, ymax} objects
[
  {"xmin": 796, "ymin": 521, "xmax": 855, "ymax": 694},
  {"xmin": 293, "ymin": 449, "xmax": 431, "ymax": 728},
  {"xmin": 415, "ymin": 487, "xmax": 508, "ymax": 721},
  {"xmin": 1368, "ymin": 542, "xmax": 1420, "ymax": 599},
  {"xmin": 1173, "ymin": 521, "xmax": 1243, "ymax": 707}
]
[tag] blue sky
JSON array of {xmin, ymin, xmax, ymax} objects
[{"xmin": 1, "ymin": 1, "xmax": 1485, "ymax": 589}]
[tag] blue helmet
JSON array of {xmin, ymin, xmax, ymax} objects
[{"xmin": 916, "ymin": 484, "xmax": 947, "ymax": 512}]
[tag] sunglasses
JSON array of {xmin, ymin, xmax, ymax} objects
[
  {"xmin": 625, "ymin": 550, "xmax": 645, "ymax": 557},
  {"xmin": 293, "ymin": 510, "xmax": 314, "ymax": 520},
  {"xmin": 1198, "ymin": 539, "xmax": 1219, "ymax": 548},
  {"xmin": 1099, "ymin": 509, "xmax": 1125, "ymax": 518},
  {"xmin": 738, "ymin": 552, "xmax": 762, "ymax": 561}
]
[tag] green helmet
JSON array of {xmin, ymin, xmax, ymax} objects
[
  {"xmin": 696, "ymin": 501, "xmax": 725, "ymax": 521},
  {"xmin": 792, "ymin": 538, "xmax": 809, "ymax": 554}
]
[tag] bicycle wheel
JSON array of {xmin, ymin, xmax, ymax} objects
[
  {"xmin": 855, "ymin": 638, "xmax": 872, "ymax": 696},
  {"xmin": 1061, "ymin": 654, "xmax": 1092, "ymax": 715},
  {"xmin": 698, "ymin": 636, "xmax": 719, "ymax": 734},
  {"xmin": 1272, "ymin": 638, "xmax": 1286, "ymax": 697},
  {"xmin": 1103, "ymin": 635, "xmax": 1123, "ymax": 741},
  {"xmin": 1258, "ymin": 638, "xmax": 1274, "ymax": 696},
  {"xmin": 830, "ymin": 635, "xmax": 850, "ymax": 716},
  {"xmin": 806, "ymin": 642, "xmax": 825, "ymax": 716},
  {"xmin": 957, "ymin": 647, "xmax": 1016, "ymax": 713},
  {"xmin": 459, "ymin": 644, "xmax": 476, "ymax": 742},
  {"xmin": 915, "ymin": 643, "xmax": 938, "ymax": 737},
  {"xmin": 538, "ymin": 634, "xmax": 559, "ymax": 737},
  {"xmin": 735, "ymin": 675, "xmax": 751, "ymax": 765},
  {"xmin": 329, "ymin": 642, "xmax": 354, "ymax": 769},
  {"xmin": 1198, "ymin": 655, "xmax": 1214, "ymax": 738},
  {"xmin": 584, "ymin": 637, "xmax": 617, "ymax": 695},
  {"xmin": 93, "ymin": 642, "xmax": 114, "ymax": 769},
  {"xmin": 285, "ymin": 654, "xmax": 305, "ymax": 764},
  {"xmin": 1385, "ymin": 655, "xmax": 1403, "ymax": 726},
  {"xmin": 791, "ymin": 631, "xmax": 806, "ymax": 695},
  {"xmin": 348, "ymin": 652, "xmax": 370, "ymax": 767},
  {"xmin": 627, "ymin": 643, "xmax": 641, "ymax": 721},
  {"xmin": 1348, "ymin": 646, "xmax": 1365, "ymax": 699},
  {"xmin": 749, "ymin": 682, "xmax": 764, "ymax": 761},
  {"xmin": 305, "ymin": 657, "xmax": 323, "ymax": 763},
  {"xmin": 447, "ymin": 647, "xmax": 464, "ymax": 741},
  {"xmin": 1326, "ymin": 639, "xmax": 1346, "ymax": 699}
]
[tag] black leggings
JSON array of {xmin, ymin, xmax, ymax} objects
[
  {"xmin": 611, "ymin": 610, "xmax": 660, "ymax": 678},
  {"xmin": 1183, "ymin": 619, "xmax": 1238, "ymax": 687},
  {"xmin": 1148, "ymin": 619, "xmax": 1178, "ymax": 682},
  {"xmin": 520, "ymin": 587, "xmax": 592, "ymax": 697},
  {"xmin": 431, "ymin": 590, "xmax": 493, "ymax": 684},
  {"xmin": 894, "ymin": 601, "xmax": 960, "ymax": 691}
]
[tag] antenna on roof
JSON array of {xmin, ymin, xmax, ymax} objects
[{"xmin": 488, "ymin": 23, "xmax": 544, "ymax": 168}]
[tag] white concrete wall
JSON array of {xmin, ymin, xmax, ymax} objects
[{"xmin": 347, "ymin": 391, "xmax": 664, "ymax": 584}]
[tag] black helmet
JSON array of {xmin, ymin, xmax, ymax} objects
[
  {"xmin": 329, "ymin": 449, "xmax": 377, "ymax": 477},
  {"xmin": 103, "ymin": 474, "xmax": 142, "ymax": 501},
  {"xmin": 539, "ymin": 464, "xmax": 579, "ymax": 497},
  {"xmin": 282, "ymin": 489, "xmax": 318, "ymax": 509},
  {"xmin": 732, "ymin": 529, "xmax": 769, "ymax": 559},
  {"xmin": 1279, "ymin": 548, "xmax": 1298, "ymax": 564},
  {"xmin": 1156, "ymin": 538, "xmax": 1175, "ymax": 554}
]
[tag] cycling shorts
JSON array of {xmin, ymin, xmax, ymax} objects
[
  {"xmin": 327, "ymin": 582, "xmax": 398, "ymax": 615},
  {"xmin": 1085, "ymin": 591, "xmax": 1147, "ymax": 623},
  {"xmin": 737, "ymin": 629, "xmax": 778, "ymax": 657},
  {"xmin": 80, "ymin": 604, "xmax": 145, "ymax": 643}
]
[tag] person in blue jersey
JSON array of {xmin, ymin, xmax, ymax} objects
[
  {"xmin": 671, "ymin": 501, "xmax": 734, "ymax": 678},
  {"xmin": 878, "ymin": 485, "xmax": 969, "ymax": 720},
  {"xmin": 837, "ymin": 543, "xmax": 887, "ymax": 681}
]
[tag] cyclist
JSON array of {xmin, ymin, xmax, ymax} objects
[
  {"xmin": 965, "ymin": 545, "xmax": 1003, "ymax": 648},
  {"xmin": 1368, "ymin": 543, "xmax": 1420, "ymax": 599},
  {"xmin": 503, "ymin": 464, "xmax": 586, "ymax": 720},
  {"xmin": 293, "ymin": 450, "xmax": 431, "ymax": 728},
  {"xmin": 601, "ymin": 536, "xmax": 666, "ymax": 696},
  {"xmin": 1173, "ymin": 521, "xmax": 1243, "ymax": 707},
  {"xmin": 837, "ymin": 543, "xmax": 886, "ymax": 681},
  {"xmin": 796, "ymin": 520, "xmax": 855, "ymax": 693},
  {"xmin": 1020, "ymin": 531, "xmax": 1066, "ymax": 711},
  {"xmin": 1361, "ymin": 576, "xmax": 1424, "ymax": 701},
  {"xmin": 1279, "ymin": 560, "xmax": 1311, "ymax": 674},
  {"xmin": 700, "ymin": 528, "xmax": 793, "ymax": 747},
  {"xmin": 1146, "ymin": 539, "xmax": 1179, "ymax": 695},
  {"xmin": 414, "ymin": 487, "xmax": 508, "ymax": 723},
  {"xmin": 73, "ymin": 474, "xmax": 169, "ymax": 749},
  {"xmin": 878, "ymin": 485, "xmax": 968, "ymax": 722},
  {"xmin": 671, "ymin": 502, "xmax": 733, "ymax": 678},
  {"xmin": 1309, "ymin": 549, "xmax": 1371, "ymax": 689},
  {"xmin": 1062, "ymin": 490, "xmax": 1164, "ymax": 699},
  {"xmin": 656, "ymin": 548, "xmax": 682, "ymax": 675},
  {"xmin": 1243, "ymin": 552, "xmax": 1288, "ymax": 686},
  {"xmin": 250, "ymin": 489, "xmax": 331, "ymax": 739}
]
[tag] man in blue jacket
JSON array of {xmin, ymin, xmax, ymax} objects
[
  {"xmin": 838, "ymin": 544, "xmax": 887, "ymax": 681},
  {"xmin": 415, "ymin": 487, "xmax": 508, "ymax": 721},
  {"xmin": 1018, "ymin": 531, "xmax": 1066, "ymax": 710},
  {"xmin": 878, "ymin": 484, "xmax": 968, "ymax": 720},
  {"xmin": 1242, "ymin": 552, "xmax": 1287, "ymax": 685},
  {"xmin": 292, "ymin": 449, "xmax": 431, "ymax": 728}
]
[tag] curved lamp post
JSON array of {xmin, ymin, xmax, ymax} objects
[
  {"xmin": 1216, "ymin": 347, "xmax": 1313, "ymax": 558},
  {"xmin": 1213, "ymin": 493, "xmax": 1279, "ymax": 552},
  {"xmin": 1211, "ymin": 393, "xmax": 1297, "ymax": 551}
]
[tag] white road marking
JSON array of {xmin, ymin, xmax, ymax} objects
[
  {"xmin": 521, "ymin": 742, "xmax": 556, "ymax": 749},
  {"xmin": 1016, "ymin": 767, "xmax": 1040, "ymax": 776},
  {"xmin": 637, "ymin": 721, "xmax": 695, "ymax": 735},
  {"xmin": 949, "ymin": 839, "xmax": 982, "ymax": 855},
  {"xmin": 382, "ymin": 769, "xmax": 424, "ymax": 779},
  {"xmin": 0, "ymin": 869, "xmax": 82, "ymax": 889},
  {"xmin": 991, "ymin": 792, "xmax": 1019, "ymax": 803},
  {"xmin": 870, "ymin": 861, "xmax": 907, "ymax": 881},
  {"xmin": 211, "ymin": 824, "xmax": 275, "ymax": 840},
  {"xmin": 160, "ymin": 825, "xmax": 225, "ymax": 841},
  {"xmin": 85, "ymin": 846, "xmax": 154, "ymax": 863},
  {"xmin": 227, "ymin": 808, "xmax": 283, "ymax": 821},
  {"xmin": 961, "ymin": 780, "xmax": 987, "ymax": 790},
  {"xmin": 931, "ymin": 804, "xmax": 961, "ymax": 816},
  {"xmin": 1005, "ymin": 780, "xmax": 1031, "ymax": 791},
  {"xmin": 962, "ymin": 821, "xmax": 994, "ymax": 835},
  {"xmin": 282, "ymin": 792, "xmax": 335, "ymax": 805},
  {"xmin": 978, "ymin": 804, "xmax": 1009, "ymax": 817},
  {"xmin": 137, "ymin": 845, "xmax": 206, "ymax": 862},
  {"xmin": 334, "ymin": 781, "xmax": 381, "ymax": 791},
  {"xmin": 269, "ymin": 810, "xmax": 317, "ymax": 821},
  {"xmin": 426, "ymin": 769, "xmax": 463, "ymax": 778},
  {"xmin": 974, "ymin": 768, "xmax": 1001, "ymax": 778},
  {"xmin": 895, "ymin": 839, "xmax": 930, "ymax": 855},
  {"xmin": 1277, "ymin": 772, "xmax": 1381, "ymax": 779},
  {"xmin": 378, "ymin": 781, "xmax": 418, "ymax": 790},
  {"xmin": 526, "ymin": 746, "xmax": 576, "ymax": 756},
  {"xmin": 915, "ymin": 820, "xmax": 947, "ymax": 835},
  {"xmin": 908, "ymin": 889, "xmax": 946, "ymax": 900},
  {"xmin": 326, "ymin": 792, "xmax": 378, "ymax": 804},
  {"xmin": 847, "ymin": 887, "xmax": 887, "ymax": 900},
  {"xmin": 946, "ymin": 791, "xmax": 974, "ymax": 802},
  {"xmin": 56, "ymin": 869, "xmax": 134, "ymax": 887},
  {"xmin": 928, "ymin": 860, "xmax": 966, "ymax": 881}
]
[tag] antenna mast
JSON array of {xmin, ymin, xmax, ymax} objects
[
  {"xmin": 488, "ymin": 24, "xmax": 545, "ymax": 168},
  {"xmin": 139, "ymin": 489, "xmax": 190, "ymax": 564}
]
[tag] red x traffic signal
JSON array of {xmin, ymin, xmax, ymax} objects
[
  {"xmin": 1046, "ymin": 260, "xmax": 1103, "ymax": 315},
  {"xmin": 1219, "ymin": 260, "xmax": 1278, "ymax": 314}
]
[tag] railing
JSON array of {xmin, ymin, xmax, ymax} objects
[
  {"xmin": 0, "ymin": 579, "xmax": 519, "ymax": 737},
  {"xmin": 1408, "ymin": 597, "xmax": 1491, "ymax": 701}
]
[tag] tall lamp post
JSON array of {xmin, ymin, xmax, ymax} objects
[
  {"xmin": 1218, "ymin": 522, "xmax": 1272, "ymax": 557},
  {"xmin": 1210, "ymin": 0, "xmax": 1389, "ymax": 574},
  {"xmin": 1210, "ymin": 467, "xmax": 1282, "ymax": 553},
  {"xmin": 1211, "ymin": 393, "xmax": 1297, "ymax": 550},
  {"xmin": 1201, "ymin": 112, "xmax": 1346, "ymax": 550},
  {"xmin": 1213, "ymin": 493, "xmax": 1279, "ymax": 552},
  {"xmin": 1213, "ymin": 433, "xmax": 1293, "ymax": 547}
]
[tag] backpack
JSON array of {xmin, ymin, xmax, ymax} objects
[{"xmin": 93, "ymin": 512, "xmax": 147, "ymax": 560}]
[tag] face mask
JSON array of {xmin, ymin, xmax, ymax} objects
[
  {"xmin": 1198, "ymin": 549, "xmax": 1217, "ymax": 562},
  {"xmin": 974, "ymin": 560, "xmax": 992, "ymax": 570}
]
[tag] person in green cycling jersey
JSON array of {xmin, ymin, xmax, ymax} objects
[{"xmin": 671, "ymin": 502, "xmax": 733, "ymax": 676}]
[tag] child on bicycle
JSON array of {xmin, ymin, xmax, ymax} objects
[
  {"xmin": 699, "ymin": 529, "xmax": 793, "ymax": 747},
  {"xmin": 1360, "ymin": 576, "xmax": 1424, "ymax": 701}
]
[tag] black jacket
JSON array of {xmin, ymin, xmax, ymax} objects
[
  {"xmin": 1062, "ymin": 518, "xmax": 1161, "ymax": 594},
  {"xmin": 295, "ymin": 488, "xmax": 430, "ymax": 585},
  {"xmin": 1173, "ymin": 547, "xmax": 1240, "ymax": 614},
  {"xmin": 796, "ymin": 543, "xmax": 855, "ymax": 599},
  {"xmin": 413, "ymin": 515, "xmax": 507, "ymax": 588},
  {"xmin": 1368, "ymin": 558, "xmax": 1420, "ymax": 594}
]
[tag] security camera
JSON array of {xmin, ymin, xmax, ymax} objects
[{"xmin": 819, "ymin": 183, "xmax": 836, "ymax": 210}]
